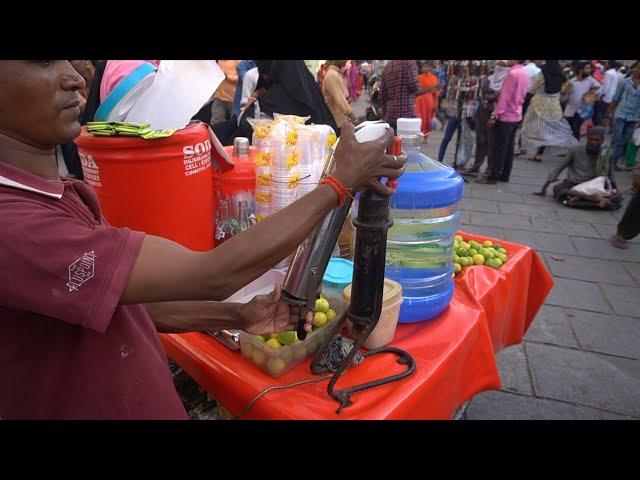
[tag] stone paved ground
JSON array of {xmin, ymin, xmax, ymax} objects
[{"xmin": 354, "ymin": 94, "xmax": 640, "ymax": 420}]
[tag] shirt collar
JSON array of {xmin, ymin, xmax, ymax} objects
[{"xmin": 0, "ymin": 160, "xmax": 65, "ymax": 200}]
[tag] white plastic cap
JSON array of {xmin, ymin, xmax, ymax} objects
[
  {"xmin": 397, "ymin": 117, "xmax": 422, "ymax": 137},
  {"xmin": 354, "ymin": 122, "xmax": 390, "ymax": 143}
]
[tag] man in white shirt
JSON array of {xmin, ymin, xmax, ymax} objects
[
  {"xmin": 240, "ymin": 66, "xmax": 259, "ymax": 110},
  {"xmin": 595, "ymin": 60, "xmax": 621, "ymax": 126},
  {"xmin": 564, "ymin": 62, "xmax": 601, "ymax": 139}
]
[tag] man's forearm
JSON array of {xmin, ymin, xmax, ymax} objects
[{"xmin": 145, "ymin": 301, "xmax": 243, "ymax": 334}]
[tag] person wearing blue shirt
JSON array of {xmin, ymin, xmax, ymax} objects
[
  {"xmin": 231, "ymin": 60, "xmax": 256, "ymax": 118},
  {"xmin": 604, "ymin": 62, "xmax": 640, "ymax": 171}
]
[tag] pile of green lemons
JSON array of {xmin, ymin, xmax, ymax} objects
[{"xmin": 453, "ymin": 235, "xmax": 509, "ymax": 275}]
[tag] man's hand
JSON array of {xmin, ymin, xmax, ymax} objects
[
  {"xmin": 487, "ymin": 117, "xmax": 496, "ymax": 128},
  {"xmin": 239, "ymin": 283, "xmax": 313, "ymax": 335},
  {"xmin": 332, "ymin": 122, "xmax": 407, "ymax": 197},
  {"xmin": 534, "ymin": 180, "xmax": 552, "ymax": 196}
]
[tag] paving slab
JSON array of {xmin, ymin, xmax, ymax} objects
[
  {"xmin": 495, "ymin": 344, "xmax": 532, "ymax": 395},
  {"xmin": 465, "ymin": 390, "xmax": 627, "ymax": 420},
  {"xmin": 498, "ymin": 202, "xmax": 560, "ymax": 219},
  {"xmin": 502, "ymin": 229, "xmax": 577, "ymax": 255},
  {"xmin": 525, "ymin": 342, "xmax": 640, "ymax": 417},
  {"xmin": 530, "ymin": 217, "xmax": 601, "ymax": 238},
  {"xmin": 544, "ymin": 277, "xmax": 612, "ymax": 313},
  {"xmin": 524, "ymin": 305, "xmax": 578, "ymax": 348},
  {"xmin": 464, "ymin": 188, "xmax": 525, "ymax": 204},
  {"xmin": 469, "ymin": 212, "xmax": 533, "ymax": 230},
  {"xmin": 554, "ymin": 206, "xmax": 620, "ymax": 226},
  {"xmin": 599, "ymin": 284, "xmax": 640, "ymax": 318},
  {"xmin": 543, "ymin": 253, "xmax": 636, "ymax": 287},
  {"xmin": 623, "ymin": 262, "xmax": 640, "ymax": 286},
  {"xmin": 566, "ymin": 309, "xmax": 640, "ymax": 359},
  {"xmin": 571, "ymin": 236, "xmax": 640, "ymax": 261},
  {"xmin": 459, "ymin": 198, "xmax": 499, "ymax": 214}
]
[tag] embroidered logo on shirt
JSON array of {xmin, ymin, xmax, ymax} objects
[{"xmin": 67, "ymin": 251, "xmax": 96, "ymax": 292}]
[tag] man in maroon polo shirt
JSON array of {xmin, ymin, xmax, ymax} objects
[{"xmin": 0, "ymin": 60, "xmax": 407, "ymax": 419}]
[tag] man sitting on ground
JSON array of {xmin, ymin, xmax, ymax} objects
[{"xmin": 533, "ymin": 126, "xmax": 619, "ymax": 209}]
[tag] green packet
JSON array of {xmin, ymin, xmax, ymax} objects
[{"xmin": 141, "ymin": 129, "xmax": 177, "ymax": 140}]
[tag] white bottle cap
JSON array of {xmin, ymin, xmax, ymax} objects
[{"xmin": 397, "ymin": 118, "xmax": 422, "ymax": 137}]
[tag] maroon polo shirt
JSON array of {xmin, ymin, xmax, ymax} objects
[{"xmin": 0, "ymin": 161, "xmax": 188, "ymax": 419}]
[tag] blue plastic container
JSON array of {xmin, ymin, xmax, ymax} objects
[
  {"xmin": 385, "ymin": 118, "xmax": 464, "ymax": 323},
  {"xmin": 321, "ymin": 258, "xmax": 354, "ymax": 318}
]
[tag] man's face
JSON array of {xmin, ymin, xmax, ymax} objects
[
  {"xmin": 583, "ymin": 64, "xmax": 592, "ymax": 76},
  {"xmin": 0, "ymin": 61, "xmax": 85, "ymax": 149},
  {"xmin": 334, "ymin": 60, "xmax": 347, "ymax": 69},
  {"xmin": 586, "ymin": 134, "xmax": 604, "ymax": 151}
]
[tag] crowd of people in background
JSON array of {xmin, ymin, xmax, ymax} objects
[{"xmin": 58, "ymin": 58, "xmax": 640, "ymax": 248}]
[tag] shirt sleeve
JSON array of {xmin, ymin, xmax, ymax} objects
[
  {"xmin": 406, "ymin": 61, "xmax": 419, "ymax": 94},
  {"xmin": 547, "ymin": 150, "xmax": 572, "ymax": 182},
  {"xmin": 0, "ymin": 201, "xmax": 145, "ymax": 334},
  {"xmin": 241, "ymin": 68, "xmax": 258, "ymax": 105},
  {"xmin": 493, "ymin": 72, "xmax": 513, "ymax": 120},
  {"xmin": 613, "ymin": 80, "xmax": 626, "ymax": 103}
]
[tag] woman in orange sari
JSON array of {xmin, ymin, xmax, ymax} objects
[{"xmin": 415, "ymin": 62, "xmax": 440, "ymax": 134}]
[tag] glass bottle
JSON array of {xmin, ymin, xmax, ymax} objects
[
  {"xmin": 238, "ymin": 200, "xmax": 251, "ymax": 232},
  {"xmin": 215, "ymin": 198, "xmax": 240, "ymax": 244}
]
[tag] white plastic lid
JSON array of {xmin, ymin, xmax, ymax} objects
[
  {"xmin": 397, "ymin": 118, "xmax": 422, "ymax": 137},
  {"xmin": 354, "ymin": 122, "xmax": 390, "ymax": 143}
]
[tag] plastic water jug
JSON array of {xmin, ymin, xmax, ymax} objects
[{"xmin": 384, "ymin": 118, "xmax": 464, "ymax": 323}]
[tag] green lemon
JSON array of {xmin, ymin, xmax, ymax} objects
[
  {"xmin": 266, "ymin": 357, "xmax": 286, "ymax": 376},
  {"xmin": 276, "ymin": 331, "xmax": 298, "ymax": 345},
  {"xmin": 472, "ymin": 254, "xmax": 485, "ymax": 265},
  {"xmin": 470, "ymin": 241, "xmax": 482, "ymax": 250},
  {"xmin": 326, "ymin": 309, "xmax": 337, "ymax": 321},
  {"xmin": 483, "ymin": 240, "xmax": 493, "ymax": 248},
  {"xmin": 497, "ymin": 253, "xmax": 507, "ymax": 262},
  {"xmin": 455, "ymin": 235, "xmax": 463, "ymax": 243},
  {"xmin": 468, "ymin": 248, "xmax": 478, "ymax": 256},
  {"xmin": 453, "ymin": 254, "xmax": 460, "ymax": 263},
  {"xmin": 251, "ymin": 348, "xmax": 267, "ymax": 366},
  {"xmin": 313, "ymin": 312, "xmax": 328, "ymax": 328},
  {"xmin": 454, "ymin": 263, "xmax": 462, "ymax": 273},
  {"xmin": 497, "ymin": 248, "xmax": 507, "ymax": 255},
  {"xmin": 493, "ymin": 243, "xmax": 503, "ymax": 250},
  {"xmin": 315, "ymin": 298, "xmax": 330, "ymax": 314},
  {"xmin": 266, "ymin": 338, "xmax": 281, "ymax": 349}
]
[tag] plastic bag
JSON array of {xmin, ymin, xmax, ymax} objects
[
  {"xmin": 569, "ymin": 176, "xmax": 612, "ymax": 197},
  {"xmin": 430, "ymin": 116, "xmax": 442, "ymax": 131},
  {"xmin": 633, "ymin": 128, "xmax": 640, "ymax": 147},
  {"xmin": 125, "ymin": 60, "xmax": 225, "ymax": 130}
]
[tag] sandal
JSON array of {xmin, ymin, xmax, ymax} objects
[{"xmin": 529, "ymin": 155, "xmax": 543, "ymax": 162}]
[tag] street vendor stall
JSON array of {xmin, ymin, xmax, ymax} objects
[{"xmin": 160, "ymin": 232, "xmax": 553, "ymax": 419}]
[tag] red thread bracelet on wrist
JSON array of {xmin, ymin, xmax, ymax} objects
[{"xmin": 321, "ymin": 175, "xmax": 351, "ymax": 205}]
